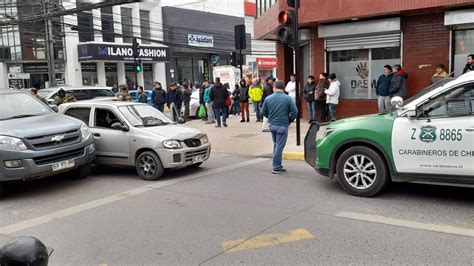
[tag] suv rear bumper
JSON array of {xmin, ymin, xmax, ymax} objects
[{"xmin": 0, "ymin": 136, "xmax": 95, "ymax": 182}]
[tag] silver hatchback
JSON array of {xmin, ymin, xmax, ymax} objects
[{"xmin": 59, "ymin": 101, "xmax": 211, "ymax": 180}]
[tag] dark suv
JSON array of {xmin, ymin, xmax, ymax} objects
[{"xmin": 0, "ymin": 92, "xmax": 96, "ymax": 196}]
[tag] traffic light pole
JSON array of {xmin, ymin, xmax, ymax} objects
[
  {"xmin": 239, "ymin": 49, "xmax": 243, "ymax": 80},
  {"xmin": 293, "ymin": 0, "xmax": 301, "ymax": 146}
]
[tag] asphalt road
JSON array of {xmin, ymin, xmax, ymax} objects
[{"xmin": 0, "ymin": 153, "xmax": 473, "ymax": 265}]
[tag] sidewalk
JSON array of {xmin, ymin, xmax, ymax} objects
[{"xmin": 185, "ymin": 112, "xmax": 319, "ymax": 160}]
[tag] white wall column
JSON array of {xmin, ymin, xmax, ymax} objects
[
  {"xmin": 153, "ymin": 62, "xmax": 167, "ymax": 90},
  {"xmin": 117, "ymin": 62, "xmax": 126, "ymax": 85},
  {"xmin": 137, "ymin": 68, "xmax": 144, "ymax": 87},
  {"xmin": 97, "ymin": 62, "xmax": 106, "ymax": 86},
  {"xmin": 63, "ymin": 0, "xmax": 82, "ymax": 86},
  {"xmin": 0, "ymin": 63, "xmax": 8, "ymax": 90}
]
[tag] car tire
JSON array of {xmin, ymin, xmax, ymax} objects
[
  {"xmin": 336, "ymin": 146, "xmax": 389, "ymax": 197},
  {"xmin": 69, "ymin": 163, "xmax": 92, "ymax": 179},
  {"xmin": 136, "ymin": 151, "xmax": 164, "ymax": 181}
]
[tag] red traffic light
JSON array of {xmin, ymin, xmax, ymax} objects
[{"xmin": 278, "ymin": 10, "xmax": 294, "ymax": 25}]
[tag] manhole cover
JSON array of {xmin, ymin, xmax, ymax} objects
[{"xmin": 235, "ymin": 134, "xmax": 259, "ymax": 138}]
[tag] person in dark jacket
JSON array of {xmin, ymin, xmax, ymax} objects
[
  {"xmin": 151, "ymin": 81, "xmax": 167, "ymax": 112},
  {"xmin": 463, "ymin": 54, "xmax": 473, "ymax": 74},
  {"xmin": 262, "ymin": 76, "xmax": 275, "ymax": 132},
  {"xmin": 231, "ymin": 84, "xmax": 241, "ymax": 116},
  {"xmin": 376, "ymin": 65, "xmax": 394, "ymax": 113},
  {"xmin": 209, "ymin": 81, "xmax": 229, "ymax": 127},
  {"xmin": 182, "ymin": 84, "xmax": 192, "ymax": 121},
  {"xmin": 167, "ymin": 82, "xmax": 182, "ymax": 122},
  {"xmin": 137, "ymin": 86, "xmax": 148, "ymax": 103},
  {"xmin": 238, "ymin": 79, "xmax": 250, "ymax": 122},
  {"xmin": 304, "ymin": 75, "xmax": 317, "ymax": 122},
  {"xmin": 393, "ymin": 64, "xmax": 408, "ymax": 80},
  {"xmin": 389, "ymin": 67, "xmax": 407, "ymax": 99},
  {"xmin": 315, "ymin": 73, "xmax": 329, "ymax": 123}
]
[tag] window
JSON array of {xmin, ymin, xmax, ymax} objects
[
  {"xmin": 140, "ymin": 10, "xmax": 151, "ymax": 44},
  {"xmin": 454, "ymin": 29, "xmax": 474, "ymax": 77},
  {"xmin": 70, "ymin": 90, "xmax": 92, "ymax": 101},
  {"xmin": 121, "ymin": 7, "xmax": 133, "ymax": 43},
  {"xmin": 417, "ymin": 83, "xmax": 474, "ymax": 118},
  {"xmin": 101, "ymin": 7, "xmax": 114, "ymax": 42},
  {"xmin": 77, "ymin": 10, "xmax": 94, "ymax": 42},
  {"xmin": 65, "ymin": 107, "xmax": 91, "ymax": 125},
  {"xmin": 95, "ymin": 108, "xmax": 121, "ymax": 129},
  {"xmin": 329, "ymin": 48, "xmax": 401, "ymax": 99},
  {"xmin": 90, "ymin": 89, "xmax": 115, "ymax": 97}
]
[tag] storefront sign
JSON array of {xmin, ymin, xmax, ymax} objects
[
  {"xmin": 23, "ymin": 62, "xmax": 65, "ymax": 74},
  {"xmin": 187, "ymin": 34, "xmax": 214, "ymax": 48},
  {"xmin": 81, "ymin": 63, "xmax": 97, "ymax": 72},
  {"xmin": 78, "ymin": 43, "xmax": 170, "ymax": 62},
  {"xmin": 8, "ymin": 73, "xmax": 30, "ymax": 79},
  {"xmin": 8, "ymin": 79, "xmax": 24, "ymax": 89},
  {"xmin": 105, "ymin": 63, "xmax": 117, "ymax": 72},
  {"xmin": 256, "ymin": 58, "xmax": 277, "ymax": 69}
]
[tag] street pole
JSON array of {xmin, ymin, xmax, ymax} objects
[
  {"xmin": 239, "ymin": 49, "xmax": 243, "ymax": 80},
  {"xmin": 43, "ymin": 0, "xmax": 56, "ymax": 88},
  {"xmin": 293, "ymin": 0, "xmax": 301, "ymax": 146}
]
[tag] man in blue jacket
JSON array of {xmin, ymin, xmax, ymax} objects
[
  {"xmin": 167, "ymin": 82, "xmax": 182, "ymax": 122},
  {"xmin": 262, "ymin": 80, "xmax": 298, "ymax": 174},
  {"xmin": 376, "ymin": 65, "xmax": 393, "ymax": 113}
]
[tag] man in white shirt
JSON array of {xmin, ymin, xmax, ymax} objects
[{"xmin": 285, "ymin": 73, "xmax": 296, "ymax": 103}]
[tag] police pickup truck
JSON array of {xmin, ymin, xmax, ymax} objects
[{"xmin": 304, "ymin": 71, "xmax": 474, "ymax": 197}]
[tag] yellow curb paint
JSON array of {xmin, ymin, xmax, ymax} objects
[
  {"xmin": 283, "ymin": 151, "xmax": 304, "ymax": 161},
  {"xmin": 221, "ymin": 229, "xmax": 314, "ymax": 253}
]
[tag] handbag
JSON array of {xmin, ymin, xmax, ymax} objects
[
  {"xmin": 198, "ymin": 104, "xmax": 207, "ymax": 119},
  {"xmin": 225, "ymin": 95, "xmax": 232, "ymax": 107}
]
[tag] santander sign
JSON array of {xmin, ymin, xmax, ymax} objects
[{"xmin": 256, "ymin": 57, "xmax": 277, "ymax": 69}]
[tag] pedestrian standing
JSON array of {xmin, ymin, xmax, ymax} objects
[
  {"xmin": 303, "ymin": 75, "xmax": 316, "ymax": 122},
  {"xmin": 210, "ymin": 81, "xmax": 229, "ymax": 127},
  {"xmin": 376, "ymin": 65, "xmax": 394, "ymax": 113},
  {"xmin": 238, "ymin": 79, "xmax": 250, "ymax": 122},
  {"xmin": 315, "ymin": 73, "xmax": 329, "ymax": 123},
  {"xmin": 262, "ymin": 80, "xmax": 298, "ymax": 174},
  {"xmin": 117, "ymin": 84, "xmax": 131, "ymax": 101},
  {"xmin": 249, "ymin": 78, "xmax": 264, "ymax": 122},
  {"xmin": 167, "ymin": 83, "xmax": 183, "ymax": 122},
  {"xmin": 262, "ymin": 76, "xmax": 275, "ymax": 132},
  {"xmin": 389, "ymin": 66, "xmax": 407, "ymax": 99},
  {"xmin": 204, "ymin": 81, "xmax": 215, "ymax": 124},
  {"xmin": 137, "ymin": 86, "xmax": 148, "ymax": 103},
  {"xmin": 325, "ymin": 73, "xmax": 340, "ymax": 122},
  {"xmin": 182, "ymin": 83, "xmax": 192, "ymax": 121},
  {"xmin": 432, "ymin": 64, "xmax": 448, "ymax": 84},
  {"xmin": 151, "ymin": 81, "xmax": 167, "ymax": 112},
  {"xmin": 462, "ymin": 54, "xmax": 473, "ymax": 74},
  {"xmin": 285, "ymin": 73, "xmax": 296, "ymax": 104},
  {"xmin": 30, "ymin": 88, "xmax": 48, "ymax": 104},
  {"xmin": 199, "ymin": 81, "xmax": 208, "ymax": 120},
  {"xmin": 231, "ymin": 84, "xmax": 241, "ymax": 116},
  {"xmin": 393, "ymin": 64, "xmax": 408, "ymax": 80}
]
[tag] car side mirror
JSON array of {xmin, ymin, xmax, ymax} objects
[
  {"xmin": 50, "ymin": 105, "xmax": 59, "ymax": 113},
  {"xmin": 47, "ymin": 99, "xmax": 54, "ymax": 104},
  {"xmin": 111, "ymin": 122, "xmax": 129, "ymax": 131},
  {"xmin": 391, "ymin": 96, "xmax": 404, "ymax": 110}
]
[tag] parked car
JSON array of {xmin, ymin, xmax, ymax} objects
[
  {"xmin": 0, "ymin": 92, "xmax": 96, "ymax": 197},
  {"xmin": 128, "ymin": 89, "xmax": 153, "ymax": 105},
  {"xmin": 304, "ymin": 71, "xmax": 474, "ymax": 197},
  {"xmin": 37, "ymin": 86, "xmax": 115, "ymax": 104},
  {"xmin": 59, "ymin": 101, "xmax": 211, "ymax": 181}
]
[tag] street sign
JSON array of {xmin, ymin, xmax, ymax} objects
[
  {"xmin": 8, "ymin": 73, "xmax": 30, "ymax": 79},
  {"xmin": 8, "ymin": 79, "xmax": 24, "ymax": 89}
]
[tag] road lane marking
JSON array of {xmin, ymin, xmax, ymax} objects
[
  {"xmin": 0, "ymin": 158, "xmax": 268, "ymax": 235},
  {"xmin": 221, "ymin": 229, "xmax": 314, "ymax": 253},
  {"xmin": 336, "ymin": 211, "xmax": 474, "ymax": 238}
]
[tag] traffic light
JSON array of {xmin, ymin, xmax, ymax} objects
[
  {"xmin": 278, "ymin": 10, "xmax": 296, "ymax": 44},
  {"xmin": 234, "ymin": 24, "xmax": 246, "ymax": 50},
  {"xmin": 132, "ymin": 37, "xmax": 140, "ymax": 58},
  {"xmin": 135, "ymin": 61, "xmax": 142, "ymax": 73},
  {"xmin": 230, "ymin": 52, "xmax": 243, "ymax": 67}
]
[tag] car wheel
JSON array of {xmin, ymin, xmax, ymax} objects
[
  {"xmin": 336, "ymin": 146, "xmax": 389, "ymax": 197},
  {"xmin": 69, "ymin": 163, "xmax": 92, "ymax": 179},
  {"xmin": 136, "ymin": 151, "xmax": 164, "ymax": 181}
]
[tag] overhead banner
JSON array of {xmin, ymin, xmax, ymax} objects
[
  {"xmin": 78, "ymin": 43, "xmax": 170, "ymax": 62},
  {"xmin": 187, "ymin": 34, "xmax": 214, "ymax": 48}
]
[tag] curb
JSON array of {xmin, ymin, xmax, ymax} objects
[{"xmin": 283, "ymin": 151, "xmax": 304, "ymax": 161}]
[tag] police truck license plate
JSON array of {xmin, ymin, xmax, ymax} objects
[
  {"xmin": 193, "ymin": 155, "xmax": 204, "ymax": 163},
  {"xmin": 52, "ymin": 159, "xmax": 75, "ymax": 172}
]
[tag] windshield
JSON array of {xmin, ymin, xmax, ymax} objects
[
  {"xmin": 0, "ymin": 93, "xmax": 52, "ymax": 120},
  {"xmin": 119, "ymin": 105, "xmax": 173, "ymax": 127},
  {"xmin": 37, "ymin": 89, "xmax": 54, "ymax": 98},
  {"xmin": 403, "ymin": 77, "xmax": 454, "ymax": 106}
]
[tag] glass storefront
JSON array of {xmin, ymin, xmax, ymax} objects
[
  {"xmin": 329, "ymin": 47, "xmax": 401, "ymax": 99},
  {"xmin": 105, "ymin": 63, "xmax": 118, "ymax": 87},
  {"xmin": 454, "ymin": 29, "xmax": 474, "ymax": 77},
  {"xmin": 143, "ymin": 64, "xmax": 153, "ymax": 89},
  {"xmin": 81, "ymin": 63, "xmax": 98, "ymax": 86},
  {"xmin": 125, "ymin": 63, "xmax": 137, "ymax": 88}
]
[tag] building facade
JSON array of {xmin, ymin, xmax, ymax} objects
[{"xmin": 254, "ymin": 0, "xmax": 474, "ymax": 119}]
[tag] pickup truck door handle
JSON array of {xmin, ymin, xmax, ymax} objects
[
  {"xmin": 466, "ymin": 127, "xmax": 474, "ymax": 132},
  {"xmin": 93, "ymin": 133, "xmax": 101, "ymax": 137}
]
